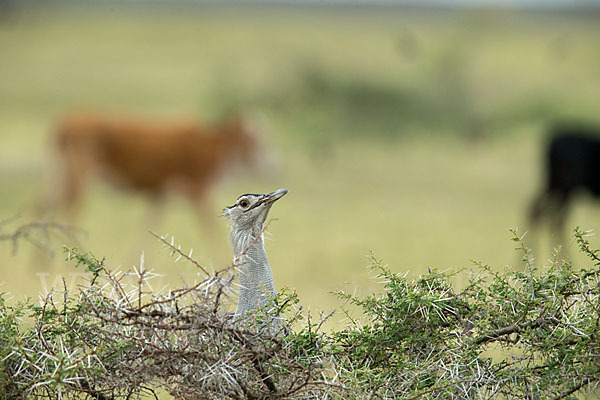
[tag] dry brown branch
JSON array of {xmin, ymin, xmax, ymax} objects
[
  {"xmin": 150, "ymin": 231, "xmax": 210, "ymax": 276},
  {"xmin": 2, "ymin": 237, "xmax": 335, "ymax": 400}
]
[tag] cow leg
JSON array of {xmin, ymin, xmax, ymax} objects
[
  {"xmin": 529, "ymin": 191, "xmax": 550, "ymax": 228},
  {"xmin": 124, "ymin": 196, "xmax": 165, "ymax": 262},
  {"xmin": 142, "ymin": 195, "xmax": 165, "ymax": 232},
  {"xmin": 59, "ymin": 155, "xmax": 90, "ymax": 222},
  {"xmin": 527, "ymin": 189, "xmax": 572, "ymax": 261},
  {"xmin": 192, "ymin": 194, "xmax": 218, "ymax": 231},
  {"xmin": 526, "ymin": 190, "xmax": 551, "ymax": 262},
  {"xmin": 548, "ymin": 191, "xmax": 570, "ymax": 258},
  {"xmin": 189, "ymin": 190, "xmax": 230, "ymax": 262}
]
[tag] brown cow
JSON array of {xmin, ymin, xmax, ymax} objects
[{"xmin": 52, "ymin": 111, "xmax": 263, "ymax": 222}]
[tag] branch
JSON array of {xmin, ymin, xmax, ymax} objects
[
  {"xmin": 150, "ymin": 231, "xmax": 210, "ymax": 276},
  {"xmin": 551, "ymin": 379, "xmax": 594, "ymax": 400},
  {"xmin": 0, "ymin": 219, "xmax": 83, "ymax": 256},
  {"xmin": 473, "ymin": 316, "xmax": 558, "ymax": 345}
]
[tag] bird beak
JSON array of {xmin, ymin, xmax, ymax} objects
[{"xmin": 261, "ymin": 188, "xmax": 288, "ymax": 206}]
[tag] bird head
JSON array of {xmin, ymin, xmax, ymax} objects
[{"xmin": 222, "ymin": 189, "xmax": 288, "ymax": 234}]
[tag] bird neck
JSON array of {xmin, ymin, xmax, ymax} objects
[{"xmin": 231, "ymin": 225, "xmax": 276, "ymax": 317}]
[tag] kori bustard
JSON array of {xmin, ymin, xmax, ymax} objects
[{"xmin": 222, "ymin": 188, "xmax": 288, "ymax": 317}]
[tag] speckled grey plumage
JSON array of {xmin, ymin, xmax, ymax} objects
[
  {"xmin": 222, "ymin": 189, "xmax": 287, "ymax": 319},
  {"xmin": 231, "ymin": 226, "xmax": 276, "ymax": 317}
]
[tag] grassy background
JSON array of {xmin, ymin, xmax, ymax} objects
[{"xmin": 1, "ymin": 3, "xmax": 600, "ymax": 325}]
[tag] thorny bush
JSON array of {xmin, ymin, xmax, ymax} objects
[{"xmin": 1, "ymin": 228, "xmax": 600, "ymax": 399}]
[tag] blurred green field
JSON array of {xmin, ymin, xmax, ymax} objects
[{"xmin": 1, "ymin": 3, "xmax": 600, "ymax": 326}]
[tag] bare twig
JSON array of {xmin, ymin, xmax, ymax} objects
[{"xmin": 0, "ymin": 219, "xmax": 84, "ymax": 256}]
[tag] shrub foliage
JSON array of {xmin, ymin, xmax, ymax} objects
[{"xmin": 1, "ymin": 228, "xmax": 599, "ymax": 399}]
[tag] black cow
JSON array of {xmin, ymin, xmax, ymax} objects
[{"xmin": 529, "ymin": 121, "xmax": 600, "ymax": 242}]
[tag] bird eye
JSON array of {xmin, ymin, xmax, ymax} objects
[{"xmin": 239, "ymin": 199, "xmax": 249, "ymax": 208}]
